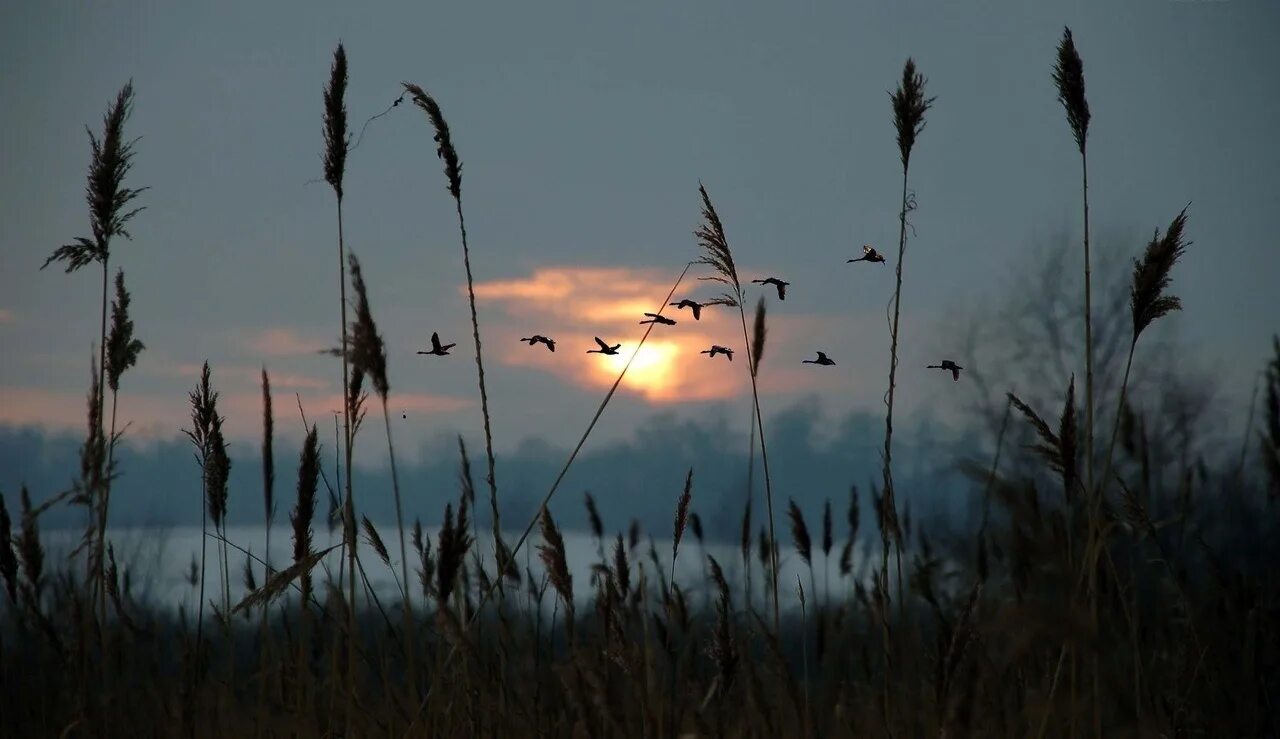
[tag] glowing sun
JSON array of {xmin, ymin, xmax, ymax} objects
[{"xmin": 593, "ymin": 341, "xmax": 684, "ymax": 400}]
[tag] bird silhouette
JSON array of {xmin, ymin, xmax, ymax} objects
[
  {"xmin": 520, "ymin": 335, "xmax": 557, "ymax": 352},
  {"xmin": 802, "ymin": 351, "xmax": 836, "ymax": 366},
  {"xmin": 927, "ymin": 360, "xmax": 964, "ymax": 381},
  {"xmin": 700, "ymin": 345, "xmax": 734, "ymax": 361},
  {"xmin": 752, "ymin": 277, "xmax": 790, "ymax": 300},
  {"xmin": 416, "ymin": 332, "xmax": 455, "ymax": 356},
  {"xmin": 639, "ymin": 313, "xmax": 676, "ymax": 326},
  {"xmin": 587, "ymin": 337, "xmax": 621, "ymax": 355},
  {"xmin": 847, "ymin": 245, "xmax": 886, "ymax": 264},
  {"xmin": 669, "ymin": 299, "xmax": 704, "ymax": 320}
]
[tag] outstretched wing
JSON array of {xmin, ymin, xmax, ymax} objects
[
  {"xmin": 430, "ymin": 332, "xmax": 442, "ymax": 351},
  {"xmin": 594, "ymin": 337, "xmax": 609, "ymax": 350}
]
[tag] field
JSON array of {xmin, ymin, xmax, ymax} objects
[{"xmin": 2, "ymin": 31, "xmax": 1279, "ymax": 739}]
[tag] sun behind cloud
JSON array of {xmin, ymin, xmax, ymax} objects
[{"xmin": 473, "ymin": 267, "xmax": 747, "ymax": 402}]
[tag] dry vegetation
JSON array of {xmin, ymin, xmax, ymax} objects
[{"xmin": 3, "ymin": 30, "xmax": 1280, "ymax": 738}]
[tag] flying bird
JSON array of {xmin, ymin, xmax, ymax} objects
[
  {"xmin": 927, "ymin": 360, "xmax": 964, "ymax": 381},
  {"xmin": 700, "ymin": 345, "xmax": 734, "ymax": 361},
  {"xmin": 587, "ymin": 337, "xmax": 622, "ymax": 355},
  {"xmin": 752, "ymin": 277, "xmax": 790, "ymax": 300},
  {"xmin": 803, "ymin": 351, "xmax": 836, "ymax": 366},
  {"xmin": 848, "ymin": 245, "xmax": 886, "ymax": 264},
  {"xmin": 669, "ymin": 299, "xmax": 704, "ymax": 320},
  {"xmin": 416, "ymin": 332, "xmax": 455, "ymax": 356},
  {"xmin": 639, "ymin": 313, "xmax": 676, "ymax": 326},
  {"xmin": 520, "ymin": 335, "xmax": 557, "ymax": 352}
]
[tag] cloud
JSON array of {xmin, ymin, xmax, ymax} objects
[
  {"xmin": 474, "ymin": 266, "xmax": 760, "ymax": 403},
  {"xmin": 0, "ymin": 385, "xmax": 470, "ymax": 444},
  {"xmin": 0, "ymin": 309, "xmax": 14, "ymax": 324},
  {"xmin": 241, "ymin": 328, "xmax": 329, "ymax": 358}
]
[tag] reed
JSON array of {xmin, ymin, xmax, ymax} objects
[
  {"xmin": 695, "ymin": 183, "xmax": 781, "ymax": 631},
  {"xmin": 319, "ymin": 44, "xmax": 360, "ymax": 724},
  {"xmin": 43, "ymin": 82, "xmax": 145, "ymax": 629},
  {"xmin": 402, "ymin": 82, "xmax": 502, "ymax": 554},
  {"xmin": 1053, "ymin": 29, "xmax": 1094, "ymax": 485}
]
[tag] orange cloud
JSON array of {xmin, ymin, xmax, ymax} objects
[
  {"xmin": 0, "ymin": 385, "xmax": 470, "ymax": 442},
  {"xmin": 0, "ymin": 309, "xmax": 14, "ymax": 325},
  {"xmin": 170, "ymin": 362, "xmax": 329, "ymax": 391},
  {"xmin": 474, "ymin": 266, "xmax": 749, "ymax": 403},
  {"xmin": 242, "ymin": 328, "xmax": 329, "ymax": 358}
]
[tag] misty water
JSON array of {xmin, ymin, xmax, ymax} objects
[{"xmin": 43, "ymin": 524, "xmax": 878, "ymax": 614}]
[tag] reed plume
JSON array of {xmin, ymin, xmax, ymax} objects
[
  {"xmin": 291, "ymin": 425, "xmax": 319, "ymax": 599},
  {"xmin": 696, "ymin": 183, "xmax": 780, "ymax": 630},
  {"xmin": 260, "ymin": 370, "xmax": 274, "ymax": 581},
  {"xmin": 0, "ymin": 492, "xmax": 16, "ymax": 605},
  {"xmin": 880, "ymin": 65, "xmax": 932, "ymax": 708},
  {"xmin": 1008, "ymin": 374, "xmax": 1078, "ymax": 502},
  {"xmin": 671, "ymin": 468, "xmax": 694, "ymax": 582},
  {"xmin": 537, "ymin": 507, "xmax": 574, "ymax": 635},
  {"xmin": 44, "ymin": 82, "xmax": 145, "ymax": 634},
  {"xmin": 183, "ymin": 363, "xmax": 231, "ymax": 648},
  {"xmin": 257, "ymin": 368, "xmax": 274, "ymax": 726},
  {"xmin": 1053, "ymin": 27, "xmax": 1098, "ymax": 513},
  {"xmin": 1263, "ymin": 337, "xmax": 1280, "ymax": 499},
  {"xmin": 402, "ymin": 82, "xmax": 501, "ymax": 553},
  {"xmin": 1100, "ymin": 208, "xmax": 1191, "ymax": 500},
  {"xmin": 320, "ymin": 44, "xmax": 358, "ymax": 715}
]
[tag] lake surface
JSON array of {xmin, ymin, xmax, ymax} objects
[{"xmin": 41, "ymin": 524, "xmax": 878, "ymax": 614}]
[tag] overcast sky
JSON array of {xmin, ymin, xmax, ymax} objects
[{"xmin": 2, "ymin": 0, "xmax": 1277, "ymax": 465}]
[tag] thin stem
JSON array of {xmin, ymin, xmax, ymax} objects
[
  {"xmin": 1082, "ymin": 150, "xmax": 1095, "ymax": 514},
  {"xmin": 380, "ymin": 397, "xmax": 416, "ymax": 697},
  {"xmin": 1098, "ymin": 341, "xmax": 1137, "ymax": 533},
  {"xmin": 880, "ymin": 161, "xmax": 912, "ymax": 736},
  {"xmin": 94, "ymin": 258, "xmax": 109, "ymax": 616},
  {"xmin": 335, "ymin": 198, "xmax": 358, "ymax": 731},
  {"xmin": 453, "ymin": 201, "xmax": 501, "ymax": 548},
  {"xmin": 99, "ymin": 388, "xmax": 119, "ymax": 630},
  {"xmin": 979, "ymin": 397, "xmax": 1013, "ymax": 538},
  {"xmin": 1236, "ymin": 370, "xmax": 1262, "ymax": 484},
  {"xmin": 737, "ymin": 299, "xmax": 779, "ymax": 632},
  {"xmin": 405, "ymin": 261, "xmax": 694, "ymax": 736}
]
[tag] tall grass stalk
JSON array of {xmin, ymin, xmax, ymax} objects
[
  {"xmin": 694, "ymin": 183, "xmax": 781, "ymax": 631},
  {"xmin": 345, "ymin": 252, "xmax": 417, "ymax": 694},
  {"xmin": 319, "ymin": 42, "xmax": 358, "ymax": 723},
  {"xmin": 406, "ymin": 261, "xmax": 695, "ymax": 733},
  {"xmin": 42, "ymin": 82, "xmax": 145, "ymax": 626},
  {"xmin": 257, "ymin": 369, "xmax": 274, "ymax": 734},
  {"xmin": 879, "ymin": 58, "xmax": 932, "ymax": 731},
  {"xmin": 402, "ymin": 83, "xmax": 502, "ymax": 551},
  {"xmin": 101, "ymin": 269, "xmax": 143, "ymax": 629},
  {"xmin": 1054, "ymin": 26, "xmax": 1095, "ymax": 508}
]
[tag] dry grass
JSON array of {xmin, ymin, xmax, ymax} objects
[{"xmin": 3, "ymin": 33, "xmax": 1278, "ymax": 739}]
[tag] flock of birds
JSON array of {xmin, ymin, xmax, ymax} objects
[{"xmin": 415, "ymin": 245, "xmax": 965, "ymax": 381}]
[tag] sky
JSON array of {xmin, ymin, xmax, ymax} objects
[{"xmin": 2, "ymin": 0, "xmax": 1278, "ymax": 471}]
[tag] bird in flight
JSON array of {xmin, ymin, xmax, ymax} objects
[
  {"xmin": 848, "ymin": 245, "xmax": 886, "ymax": 264},
  {"xmin": 639, "ymin": 313, "xmax": 676, "ymax": 326},
  {"xmin": 587, "ymin": 337, "xmax": 622, "ymax": 355},
  {"xmin": 520, "ymin": 335, "xmax": 557, "ymax": 352},
  {"xmin": 927, "ymin": 359, "xmax": 964, "ymax": 381},
  {"xmin": 669, "ymin": 299, "xmax": 705, "ymax": 320},
  {"xmin": 700, "ymin": 345, "xmax": 734, "ymax": 361},
  {"xmin": 752, "ymin": 277, "xmax": 790, "ymax": 300},
  {"xmin": 803, "ymin": 351, "xmax": 836, "ymax": 366},
  {"xmin": 416, "ymin": 332, "xmax": 455, "ymax": 356}
]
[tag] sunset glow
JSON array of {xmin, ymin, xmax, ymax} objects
[{"xmin": 474, "ymin": 267, "xmax": 746, "ymax": 402}]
